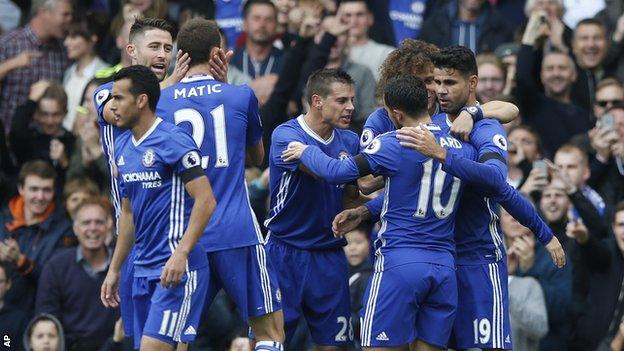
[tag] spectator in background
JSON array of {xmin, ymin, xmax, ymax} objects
[
  {"xmin": 500, "ymin": 208, "xmax": 549, "ymax": 351},
  {"xmin": 562, "ymin": 0, "xmax": 605, "ymax": 29},
  {"xmin": 571, "ymin": 202, "xmax": 624, "ymax": 350},
  {"xmin": 23, "ymin": 313, "xmax": 65, "ymax": 351},
  {"xmin": 62, "ymin": 178, "xmax": 100, "ymax": 220},
  {"xmin": 66, "ymin": 77, "xmax": 110, "ymax": 189},
  {"xmin": 344, "ymin": 224, "xmax": 372, "ymax": 351},
  {"xmin": 592, "ymin": 77, "xmax": 624, "ymax": 119},
  {"xmin": 230, "ymin": 0, "xmax": 283, "ymax": 105},
  {"xmin": 523, "ymin": 0, "xmax": 571, "ymax": 54},
  {"xmin": 36, "ymin": 199, "xmax": 117, "ymax": 351},
  {"xmin": 597, "ymin": 4, "xmax": 624, "ymax": 85},
  {"xmin": 476, "ymin": 53, "xmax": 508, "ymax": 103},
  {"xmin": 570, "ymin": 18, "xmax": 609, "ymax": 111},
  {"xmin": 0, "ymin": 161, "xmax": 74, "ymax": 315},
  {"xmin": 9, "ymin": 82, "xmax": 75, "ymax": 176},
  {"xmin": 0, "ymin": 262, "xmax": 27, "ymax": 351},
  {"xmin": 495, "ymin": 42, "xmax": 520, "ymax": 99},
  {"xmin": 419, "ymin": 0, "xmax": 512, "ymax": 54},
  {"xmin": 554, "ymin": 143, "xmax": 606, "ymax": 216},
  {"xmin": 386, "ymin": 0, "xmax": 431, "ymax": 46},
  {"xmin": 507, "ymin": 124, "xmax": 544, "ymax": 189},
  {"xmin": 516, "ymin": 10, "xmax": 591, "ymax": 156},
  {"xmin": 0, "ymin": 0, "xmax": 72, "ymax": 132},
  {"xmin": 62, "ymin": 16, "xmax": 109, "ymax": 133},
  {"xmin": 338, "ymin": 0, "xmax": 394, "ymax": 81}
]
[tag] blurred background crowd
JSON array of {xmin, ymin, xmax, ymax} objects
[{"xmin": 0, "ymin": 0, "xmax": 624, "ymax": 350}]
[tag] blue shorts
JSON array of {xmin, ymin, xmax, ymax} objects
[
  {"xmin": 360, "ymin": 261, "xmax": 457, "ymax": 348},
  {"xmin": 265, "ymin": 239, "xmax": 352, "ymax": 346},
  {"xmin": 132, "ymin": 267, "xmax": 209, "ymax": 348},
  {"xmin": 452, "ymin": 260, "xmax": 512, "ymax": 350},
  {"xmin": 205, "ymin": 244, "xmax": 281, "ymax": 320},
  {"xmin": 120, "ymin": 248, "xmax": 136, "ymax": 336}
]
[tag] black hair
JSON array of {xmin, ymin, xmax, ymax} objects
[
  {"xmin": 575, "ymin": 18, "xmax": 606, "ymax": 32},
  {"xmin": 242, "ymin": 0, "xmax": 277, "ymax": 19},
  {"xmin": 305, "ymin": 68, "xmax": 354, "ymax": 104},
  {"xmin": 177, "ymin": 18, "xmax": 221, "ymax": 67},
  {"xmin": 383, "ymin": 75, "xmax": 428, "ymax": 117},
  {"xmin": 113, "ymin": 65, "xmax": 161, "ymax": 112},
  {"xmin": 432, "ymin": 45, "xmax": 478, "ymax": 77}
]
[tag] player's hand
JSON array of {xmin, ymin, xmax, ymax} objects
[
  {"xmin": 209, "ymin": 48, "xmax": 233, "ymax": 83},
  {"xmin": 173, "ymin": 50, "xmax": 191, "ymax": 81},
  {"xmin": 566, "ymin": 219, "xmax": 589, "ymax": 245},
  {"xmin": 282, "ymin": 142, "xmax": 308, "ymax": 162},
  {"xmin": 451, "ymin": 112, "xmax": 474, "ymax": 141},
  {"xmin": 332, "ymin": 207, "xmax": 366, "ymax": 237},
  {"xmin": 101, "ymin": 270, "xmax": 121, "ymax": 308},
  {"xmin": 396, "ymin": 125, "xmax": 446, "ymax": 161},
  {"xmin": 160, "ymin": 249, "xmax": 187, "ymax": 288},
  {"xmin": 545, "ymin": 236, "xmax": 566, "ymax": 268}
]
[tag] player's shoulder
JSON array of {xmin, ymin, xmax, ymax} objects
[
  {"xmin": 364, "ymin": 107, "xmax": 392, "ymax": 128},
  {"xmin": 363, "ymin": 131, "xmax": 399, "ymax": 154},
  {"xmin": 114, "ymin": 129, "xmax": 133, "ymax": 149},
  {"xmin": 94, "ymin": 82, "xmax": 113, "ymax": 107},
  {"xmin": 431, "ymin": 112, "xmax": 449, "ymax": 127},
  {"xmin": 474, "ymin": 118, "xmax": 504, "ymax": 131},
  {"xmin": 336, "ymin": 127, "xmax": 359, "ymax": 142},
  {"xmin": 273, "ymin": 118, "xmax": 303, "ymax": 138}
]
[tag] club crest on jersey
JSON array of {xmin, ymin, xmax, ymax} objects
[
  {"xmin": 493, "ymin": 134, "xmax": 508, "ymax": 151},
  {"xmin": 142, "ymin": 149, "xmax": 156, "ymax": 167},
  {"xmin": 360, "ymin": 129, "xmax": 374, "ymax": 147},
  {"xmin": 95, "ymin": 89, "xmax": 109, "ymax": 106},
  {"xmin": 182, "ymin": 151, "xmax": 200, "ymax": 169},
  {"xmin": 364, "ymin": 139, "xmax": 381, "ymax": 154},
  {"xmin": 338, "ymin": 151, "xmax": 350, "ymax": 160}
]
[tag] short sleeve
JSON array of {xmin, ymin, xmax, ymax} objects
[
  {"xmin": 360, "ymin": 108, "xmax": 394, "ymax": 150},
  {"xmin": 246, "ymin": 87, "xmax": 263, "ymax": 147},
  {"xmin": 93, "ymin": 83, "xmax": 112, "ymax": 123},
  {"xmin": 270, "ymin": 125, "xmax": 305, "ymax": 172},
  {"xmin": 361, "ymin": 134, "xmax": 400, "ymax": 176},
  {"xmin": 164, "ymin": 128, "xmax": 204, "ymax": 180},
  {"xmin": 470, "ymin": 120, "xmax": 508, "ymax": 162}
]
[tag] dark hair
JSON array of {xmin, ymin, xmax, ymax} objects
[
  {"xmin": 129, "ymin": 17, "xmax": 175, "ymax": 43},
  {"xmin": 508, "ymin": 124, "xmax": 544, "ymax": 157},
  {"xmin": 376, "ymin": 39, "xmax": 439, "ymax": 102},
  {"xmin": 81, "ymin": 77, "xmax": 111, "ymax": 106},
  {"xmin": 338, "ymin": 0, "xmax": 371, "ymax": 11},
  {"xmin": 615, "ymin": 201, "xmax": 624, "ymax": 217},
  {"xmin": 432, "ymin": 45, "xmax": 478, "ymax": 77},
  {"xmin": 67, "ymin": 12, "xmax": 107, "ymax": 45},
  {"xmin": 63, "ymin": 177, "xmax": 100, "ymax": 204},
  {"xmin": 73, "ymin": 196, "xmax": 111, "ymax": 220},
  {"xmin": 26, "ymin": 314, "xmax": 61, "ymax": 340},
  {"xmin": 113, "ymin": 65, "xmax": 161, "ymax": 112},
  {"xmin": 18, "ymin": 160, "xmax": 57, "ymax": 187},
  {"xmin": 38, "ymin": 83, "xmax": 68, "ymax": 113},
  {"xmin": 177, "ymin": 18, "xmax": 221, "ymax": 67},
  {"xmin": 575, "ymin": 18, "xmax": 606, "ymax": 33},
  {"xmin": 305, "ymin": 69, "xmax": 354, "ymax": 104},
  {"xmin": 243, "ymin": 0, "xmax": 277, "ymax": 19},
  {"xmin": 383, "ymin": 75, "xmax": 428, "ymax": 117}
]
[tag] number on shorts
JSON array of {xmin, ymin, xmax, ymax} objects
[
  {"xmin": 415, "ymin": 159, "xmax": 461, "ymax": 218},
  {"xmin": 335, "ymin": 316, "xmax": 353, "ymax": 342},
  {"xmin": 473, "ymin": 318, "xmax": 491, "ymax": 344}
]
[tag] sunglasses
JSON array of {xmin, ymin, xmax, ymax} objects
[{"xmin": 595, "ymin": 99, "xmax": 624, "ymax": 108}]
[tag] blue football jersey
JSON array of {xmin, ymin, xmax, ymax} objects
[
  {"xmin": 157, "ymin": 75, "xmax": 264, "ymax": 252},
  {"xmin": 116, "ymin": 118, "xmax": 208, "ymax": 277},
  {"xmin": 265, "ymin": 115, "xmax": 360, "ymax": 250},
  {"xmin": 361, "ymin": 128, "xmax": 476, "ymax": 270},
  {"xmin": 94, "ymin": 82, "xmax": 124, "ymax": 221},
  {"xmin": 433, "ymin": 114, "xmax": 509, "ymax": 264}
]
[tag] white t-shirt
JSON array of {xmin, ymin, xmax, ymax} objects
[
  {"xmin": 63, "ymin": 56, "xmax": 109, "ymax": 131},
  {"xmin": 348, "ymin": 40, "xmax": 395, "ymax": 81}
]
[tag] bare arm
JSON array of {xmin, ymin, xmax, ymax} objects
[
  {"xmin": 481, "ymin": 100, "xmax": 519, "ymax": 124},
  {"xmin": 246, "ymin": 140, "xmax": 265, "ymax": 167},
  {"xmin": 357, "ymin": 175, "xmax": 384, "ymax": 195}
]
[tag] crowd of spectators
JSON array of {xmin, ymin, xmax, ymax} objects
[{"xmin": 0, "ymin": 0, "xmax": 623, "ymax": 350}]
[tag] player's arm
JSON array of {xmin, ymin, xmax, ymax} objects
[
  {"xmin": 357, "ymin": 175, "xmax": 384, "ymax": 195},
  {"xmin": 161, "ymin": 168, "xmax": 216, "ymax": 288},
  {"xmin": 101, "ymin": 197, "xmax": 135, "ymax": 308},
  {"xmin": 481, "ymin": 100, "xmax": 519, "ymax": 124},
  {"xmin": 451, "ymin": 103, "xmax": 519, "ymax": 140},
  {"xmin": 282, "ymin": 144, "xmax": 372, "ymax": 183},
  {"xmin": 246, "ymin": 89, "xmax": 265, "ymax": 167},
  {"xmin": 333, "ymin": 193, "xmax": 383, "ymax": 236}
]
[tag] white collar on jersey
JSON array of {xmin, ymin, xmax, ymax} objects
[
  {"xmin": 180, "ymin": 74, "xmax": 216, "ymax": 83},
  {"xmin": 132, "ymin": 117, "xmax": 162, "ymax": 146},
  {"xmin": 297, "ymin": 115, "xmax": 335, "ymax": 145}
]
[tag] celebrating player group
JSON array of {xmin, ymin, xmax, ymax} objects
[{"xmin": 97, "ymin": 15, "xmax": 566, "ymax": 351}]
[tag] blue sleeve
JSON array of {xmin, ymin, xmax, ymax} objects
[
  {"xmin": 246, "ymin": 88, "xmax": 263, "ymax": 147},
  {"xmin": 493, "ymin": 186, "xmax": 554, "ymax": 245},
  {"xmin": 165, "ymin": 128, "xmax": 204, "ymax": 177},
  {"xmin": 364, "ymin": 194, "xmax": 384, "ymax": 221},
  {"xmin": 93, "ymin": 83, "xmax": 112, "ymax": 123},
  {"xmin": 470, "ymin": 119, "xmax": 509, "ymax": 175},
  {"xmin": 361, "ymin": 135, "xmax": 400, "ymax": 176},
  {"xmin": 442, "ymin": 150, "xmax": 506, "ymax": 192},
  {"xmin": 360, "ymin": 108, "xmax": 393, "ymax": 150},
  {"xmin": 299, "ymin": 146, "xmax": 361, "ymax": 184},
  {"xmin": 270, "ymin": 125, "xmax": 305, "ymax": 172}
]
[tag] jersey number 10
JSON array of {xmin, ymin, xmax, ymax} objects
[
  {"xmin": 414, "ymin": 159, "xmax": 461, "ymax": 219},
  {"xmin": 174, "ymin": 105, "xmax": 229, "ymax": 169}
]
